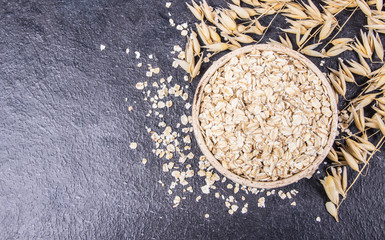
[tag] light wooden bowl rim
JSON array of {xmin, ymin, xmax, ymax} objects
[{"xmin": 192, "ymin": 44, "xmax": 338, "ymax": 189}]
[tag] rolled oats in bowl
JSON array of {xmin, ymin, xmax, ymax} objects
[{"xmin": 192, "ymin": 44, "xmax": 338, "ymax": 189}]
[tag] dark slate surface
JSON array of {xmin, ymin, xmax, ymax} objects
[{"xmin": 0, "ymin": 0, "xmax": 384, "ymax": 239}]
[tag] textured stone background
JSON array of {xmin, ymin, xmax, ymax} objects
[{"xmin": 0, "ymin": 0, "xmax": 384, "ymax": 239}]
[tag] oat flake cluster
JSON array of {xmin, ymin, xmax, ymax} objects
[{"xmin": 199, "ymin": 49, "xmax": 333, "ymax": 181}]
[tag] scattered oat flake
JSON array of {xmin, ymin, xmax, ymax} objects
[
  {"xmin": 166, "ymin": 101, "xmax": 173, "ymax": 108},
  {"xmin": 166, "ymin": 2, "xmax": 171, "ymax": 8},
  {"xmin": 135, "ymin": 51, "xmax": 140, "ymax": 59},
  {"xmin": 137, "ymin": 63, "xmax": 142, "ymax": 67},
  {"xmin": 258, "ymin": 197, "xmax": 265, "ymax": 208},
  {"xmin": 130, "ymin": 142, "xmax": 138, "ymax": 149},
  {"xmin": 135, "ymin": 82, "xmax": 144, "ymax": 90},
  {"xmin": 173, "ymin": 196, "xmax": 181, "ymax": 206},
  {"xmin": 316, "ymin": 217, "xmax": 321, "ymax": 222},
  {"xmin": 173, "ymin": 45, "xmax": 182, "ymax": 52},
  {"xmin": 241, "ymin": 204, "xmax": 248, "ymax": 214},
  {"xmin": 291, "ymin": 202, "xmax": 296, "ymax": 206},
  {"xmin": 231, "ymin": 205, "xmax": 239, "ymax": 212},
  {"xmin": 100, "ymin": 44, "xmax": 106, "ymax": 51},
  {"xmin": 278, "ymin": 190, "xmax": 286, "ymax": 199},
  {"xmin": 286, "ymin": 192, "xmax": 292, "ymax": 199},
  {"xmin": 181, "ymin": 115, "xmax": 188, "ymax": 125},
  {"xmin": 142, "ymin": 158, "xmax": 147, "ymax": 164},
  {"xmin": 128, "ymin": 106, "xmax": 133, "ymax": 111},
  {"xmin": 204, "ymin": 213, "xmax": 209, "ymax": 218},
  {"xmin": 149, "ymin": 54, "xmax": 153, "ymax": 59},
  {"xmin": 169, "ymin": 18, "xmax": 175, "ymax": 27},
  {"xmin": 181, "ymin": 30, "xmax": 188, "ymax": 36},
  {"xmin": 153, "ymin": 68, "xmax": 160, "ymax": 74},
  {"xmin": 201, "ymin": 185, "xmax": 210, "ymax": 194},
  {"xmin": 125, "ymin": 48, "xmax": 130, "ymax": 54},
  {"xmin": 176, "ymin": 25, "xmax": 183, "ymax": 31}
]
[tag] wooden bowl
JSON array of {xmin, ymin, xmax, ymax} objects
[{"xmin": 192, "ymin": 44, "xmax": 338, "ymax": 189}]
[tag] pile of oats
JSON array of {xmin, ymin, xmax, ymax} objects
[{"xmin": 198, "ymin": 49, "xmax": 333, "ymax": 181}]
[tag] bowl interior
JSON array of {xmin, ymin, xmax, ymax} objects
[{"xmin": 192, "ymin": 44, "xmax": 338, "ymax": 189}]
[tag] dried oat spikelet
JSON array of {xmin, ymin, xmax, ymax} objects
[
  {"xmin": 365, "ymin": 19, "xmax": 385, "ymax": 33},
  {"xmin": 371, "ymin": 32, "xmax": 384, "ymax": 61},
  {"xmin": 219, "ymin": 10, "xmax": 237, "ymax": 31},
  {"xmin": 351, "ymin": 30, "xmax": 373, "ymax": 59},
  {"xmin": 340, "ymin": 147, "xmax": 360, "ymax": 172},
  {"xmin": 328, "ymin": 72, "xmax": 346, "ymax": 97},
  {"xmin": 297, "ymin": 27, "xmax": 313, "ymax": 47},
  {"xmin": 352, "ymin": 93, "xmax": 377, "ymax": 109},
  {"xmin": 244, "ymin": 19, "xmax": 266, "ymax": 35},
  {"xmin": 303, "ymin": 0, "xmax": 323, "ymax": 21},
  {"xmin": 185, "ymin": 38, "xmax": 194, "ymax": 64},
  {"xmin": 355, "ymin": 133, "xmax": 377, "ymax": 151},
  {"xmin": 327, "ymin": 147, "xmax": 340, "ymax": 163},
  {"xmin": 338, "ymin": 58, "xmax": 356, "ymax": 83},
  {"xmin": 326, "ymin": 44, "xmax": 351, "ymax": 57},
  {"xmin": 301, "ymin": 43, "xmax": 326, "ymax": 57},
  {"xmin": 222, "ymin": 33, "xmax": 242, "ymax": 49},
  {"xmin": 324, "ymin": 0, "xmax": 357, "ymax": 14},
  {"xmin": 342, "ymin": 166, "xmax": 348, "ymax": 192},
  {"xmin": 365, "ymin": 74, "xmax": 385, "ymax": 92},
  {"xmin": 282, "ymin": 21, "xmax": 308, "ymax": 35},
  {"xmin": 233, "ymin": 33, "xmax": 255, "ymax": 43},
  {"xmin": 345, "ymin": 138, "xmax": 366, "ymax": 163},
  {"xmin": 195, "ymin": 22, "xmax": 212, "ymax": 45},
  {"xmin": 228, "ymin": 3, "xmax": 250, "ymax": 19},
  {"xmin": 186, "ymin": 1, "xmax": 203, "ymax": 21},
  {"xmin": 173, "ymin": 59, "xmax": 191, "ymax": 74},
  {"xmin": 319, "ymin": 12, "xmax": 337, "ymax": 41},
  {"xmin": 190, "ymin": 31, "xmax": 201, "ymax": 55},
  {"xmin": 208, "ymin": 26, "xmax": 221, "ymax": 43},
  {"xmin": 268, "ymin": 34, "xmax": 293, "ymax": 49},
  {"xmin": 331, "ymin": 38, "xmax": 354, "ymax": 45},
  {"xmin": 365, "ymin": 115, "xmax": 380, "ymax": 128},
  {"xmin": 346, "ymin": 59, "xmax": 371, "ymax": 76},
  {"xmin": 321, "ymin": 175, "xmax": 339, "ymax": 205},
  {"xmin": 244, "ymin": 7, "xmax": 258, "ymax": 16},
  {"xmin": 201, "ymin": 0, "xmax": 215, "ymax": 23},
  {"xmin": 330, "ymin": 167, "xmax": 345, "ymax": 197},
  {"xmin": 357, "ymin": 0, "xmax": 372, "ymax": 17},
  {"xmin": 374, "ymin": 113, "xmax": 385, "ymax": 135},
  {"xmin": 325, "ymin": 202, "xmax": 339, "ymax": 222},
  {"xmin": 282, "ymin": 3, "xmax": 308, "ymax": 20},
  {"xmin": 351, "ymin": 106, "xmax": 365, "ymax": 132},
  {"xmin": 203, "ymin": 42, "xmax": 231, "ymax": 52},
  {"xmin": 191, "ymin": 53, "xmax": 204, "ymax": 79}
]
